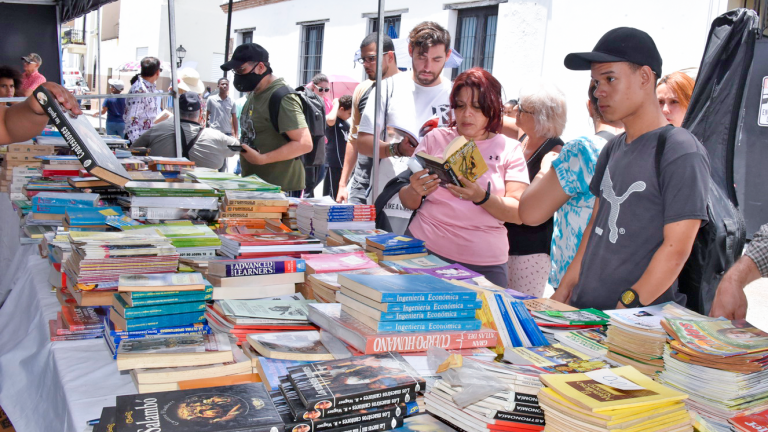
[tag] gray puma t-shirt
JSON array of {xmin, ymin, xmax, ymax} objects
[{"xmin": 569, "ymin": 126, "xmax": 710, "ymax": 310}]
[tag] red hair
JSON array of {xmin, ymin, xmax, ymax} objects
[
  {"xmin": 449, "ymin": 67, "xmax": 503, "ymax": 133},
  {"xmin": 657, "ymin": 71, "xmax": 695, "ymax": 109}
]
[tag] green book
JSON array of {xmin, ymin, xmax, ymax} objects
[
  {"xmin": 119, "ymin": 290, "xmax": 213, "ymax": 307},
  {"xmin": 112, "ymin": 294, "xmax": 207, "ymax": 319},
  {"xmin": 532, "ymin": 308, "xmax": 610, "ymax": 325},
  {"xmin": 123, "ymin": 284, "xmax": 213, "ymax": 300}
]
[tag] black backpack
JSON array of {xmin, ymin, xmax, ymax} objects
[
  {"xmin": 654, "ymin": 125, "xmax": 746, "ymax": 315},
  {"xmin": 268, "ymin": 85, "xmax": 326, "ymax": 166}
]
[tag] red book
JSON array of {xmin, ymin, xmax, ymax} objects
[
  {"xmin": 308, "ymin": 303, "xmax": 497, "ymax": 354},
  {"xmin": 60, "ymin": 305, "xmax": 106, "ymax": 331},
  {"xmin": 731, "ymin": 410, "xmax": 768, "ymax": 431},
  {"xmin": 42, "ymin": 169, "xmax": 81, "ymax": 177}
]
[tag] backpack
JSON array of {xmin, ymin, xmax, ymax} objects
[
  {"xmin": 268, "ymin": 85, "xmax": 326, "ymax": 166},
  {"xmin": 654, "ymin": 125, "xmax": 747, "ymax": 315}
]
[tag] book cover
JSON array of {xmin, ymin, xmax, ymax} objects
[
  {"xmin": 403, "ymin": 264, "xmax": 482, "ymax": 280},
  {"xmin": 121, "ymin": 290, "xmax": 213, "ymax": 307},
  {"xmin": 123, "ymin": 284, "xmax": 213, "ymax": 300},
  {"xmin": 92, "ymin": 406, "xmax": 116, "ymax": 432},
  {"xmin": 338, "ymin": 274, "xmax": 479, "ymax": 303},
  {"xmin": 114, "ymin": 383, "xmax": 283, "ymax": 432},
  {"xmin": 415, "ymin": 136, "xmax": 488, "ymax": 188},
  {"xmin": 729, "ymin": 408, "xmax": 768, "ymax": 431},
  {"xmin": 65, "ymin": 207, "xmax": 125, "ymax": 226},
  {"xmin": 61, "ymin": 304, "xmax": 106, "ymax": 331},
  {"xmin": 247, "ymin": 331, "xmax": 334, "ymax": 361},
  {"xmin": 220, "ymin": 300, "xmax": 315, "ymax": 321},
  {"xmin": 33, "ymin": 86, "xmax": 132, "ymax": 186},
  {"xmin": 112, "ymin": 294, "xmax": 207, "ymax": 319},
  {"xmin": 305, "ymin": 252, "xmax": 379, "ymax": 274},
  {"xmin": 337, "ymin": 292, "xmax": 478, "ymax": 322},
  {"xmin": 279, "ymin": 378, "xmax": 345, "ymax": 420},
  {"xmin": 604, "ymin": 301, "xmax": 705, "ymax": 331},
  {"xmin": 503, "ymin": 343, "xmax": 592, "ymax": 367},
  {"xmin": 663, "ymin": 318, "xmax": 768, "ymax": 357},
  {"xmin": 397, "ymin": 414, "xmax": 457, "ymax": 432},
  {"xmin": 338, "ymin": 289, "xmax": 482, "ymax": 312},
  {"xmin": 31, "ymin": 191, "xmax": 99, "ymax": 207},
  {"xmin": 209, "ymin": 257, "xmax": 306, "ymax": 278},
  {"xmin": 118, "ymin": 273, "xmax": 206, "ymax": 291},
  {"xmin": 365, "ymin": 234, "xmax": 425, "ymax": 251},
  {"xmin": 286, "ymin": 352, "xmax": 425, "ymax": 411},
  {"xmin": 109, "ymin": 309, "xmax": 206, "ymax": 332},
  {"xmin": 533, "ymin": 308, "xmax": 610, "ymax": 326},
  {"xmin": 379, "ymin": 255, "xmax": 451, "ymax": 273}
]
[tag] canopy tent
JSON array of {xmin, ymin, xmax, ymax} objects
[{"xmin": 60, "ymin": 0, "xmax": 117, "ymax": 22}]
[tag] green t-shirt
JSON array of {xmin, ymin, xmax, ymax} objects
[{"xmin": 239, "ymin": 77, "xmax": 307, "ymax": 192}]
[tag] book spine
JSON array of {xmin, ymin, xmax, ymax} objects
[
  {"xmin": 125, "ymin": 292, "xmax": 213, "ymax": 307},
  {"xmin": 108, "ymin": 324, "xmax": 210, "ymax": 338},
  {"xmin": 372, "ymin": 318, "xmax": 481, "ymax": 332},
  {"xmin": 444, "ymin": 163, "xmax": 462, "ymax": 187},
  {"xmin": 502, "ymin": 297, "xmax": 531, "ymax": 347},
  {"xmin": 286, "ymin": 404, "xmax": 405, "ymax": 432},
  {"xmin": 219, "ymin": 259, "xmax": 306, "ymax": 277},
  {"xmin": 488, "ymin": 293, "xmax": 517, "ymax": 350},
  {"xmin": 382, "ymin": 300, "xmax": 483, "ymax": 312},
  {"xmin": 292, "ymin": 373, "xmax": 420, "ymax": 412},
  {"xmin": 121, "ymin": 300, "xmax": 207, "ymax": 318},
  {"xmin": 363, "ymin": 329, "xmax": 497, "ymax": 354},
  {"xmin": 32, "ymin": 204, "xmax": 71, "ymax": 214},
  {"xmin": 32, "ymin": 197, "xmax": 96, "ymax": 207},
  {"xmin": 111, "ymin": 328, "xmax": 208, "ymax": 346},
  {"xmin": 127, "ymin": 285, "xmax": 213, "ymax": 299},
  {"xmin": 379, "ymin": 292, "xmax": 479, "ymax": 303},
  {"xmin": 492, "ymin": 410, "xmax": 546, "ymax": 426},
  {"xmin": 117, "ymin": 311, "xmax": 206, "ymax": 331},
  {"xmin": 511, "ymin": 300, "xmax": 549, "ymax": 346},
  {"xmin": 314, "ymin": 415, "xmax": 404, "ymax": 432},
  {"xmin": 377, "ymin": 309, "xmax": 477, "ymax": 321}
]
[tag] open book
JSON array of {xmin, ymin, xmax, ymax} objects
[{"xmin": 415, "ymin": 134, "xmax": 488, "ymax": 187}]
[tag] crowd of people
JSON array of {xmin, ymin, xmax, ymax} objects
[{"xmin": 0, "ymin": 21, "xmax": 766, "ymax": 321}]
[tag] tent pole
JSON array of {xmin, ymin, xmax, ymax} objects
[
  {"xmin": 370, "ymin": 0, "xmax": 386, "ymax": 203},
  {"xmin": 168, "ymin": 0, "xmax": 183, "ymax": 158},
  {"xmin": 224, "ymin": 0, "xmax": 234, "ymax": 78},
  {"xmin": 97, "ymin": 6, "xmax": 102, "ymax": 133}
]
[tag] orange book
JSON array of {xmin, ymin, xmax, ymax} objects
[{"xmin": 177, "ymin": 373, "xmax": 261, "ymax": 390}]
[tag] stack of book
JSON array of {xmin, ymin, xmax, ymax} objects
[
  {"xmin": 48, "ymin": 305, "xmax": 106, "ymax": 341},
  {"xmin": 729, "ymin": 408, "xmax": 768, "ymax": 432},
  {"xmin": 284, "ymin": 197, "xmax": 299, "ymax": 230},
  {"xmin": 275, "ymin": 352, "xmax": 423, "ymax": 432},
  {"xmin": 336, "ymin": 274, "xmax": 483, "ymax": 333},
  {"xmin": 219, "ymin": 190, "xmax": 289, "ymax": 220},
  {"xmin": 206, "ymin": 295, "xmax": 318, "ymax": 344},
  {"xmin": 121, "ymin": 194, "xmax": 220, "ymax": 221},
  {"xmin": 0, "ymin": 142, "xmax": 51, "ymax": 196},
  {"xmin": 104, "ymin": 320, "xmax": 210, "ymax": 360},
  {"xmin": 125, "ymin": 221, "xmax": 222, "ymax": 258},
  {"xmin": 64, "ymin": 206, "xmax": 127, "ymax": 231},
  {"xmin": 62, "ymin": 229, "xmax": 179, "ymax": 306},
  {"xmin": 306, "ymin": 265, "xmax": 390, "ymax": 303},
  {"xmin": 205, "ymin": 256, "xmax": 305, "ymax": 300},
  {"xmin": 21, "ymin": 177, "xmax": 76, "ymax": 199},
  {"xmin": 604, "ymin": 302, "xmax": 706, "ymax": 375},
  {"xmin": 28, "ymin": 191, "xmax": 101, "ymax": 224},
  {"xmin": 146, "ymin": 156, "xmax": 195, "ymax": 180},
  {"xmin": 7, "ymin": 167, "xmax": 40, "ymax": 199},
  {"xmin": 246, "ymin": 330, "xmax": 336, "ymax": 361},
  {"xmin": 658, "ymin": 318, "xmax": 768, "ymax": 431},
  {"xmin": 110, "ymin": 272, "xmax": 210, "ymax": 333},
  {"xmin": 310, "ymin": 202, "xmax": 377, "ymax": 240},
  {"xmin": 37, "ymin": 155, "xmax": 83, "ymax": 178},
  {"xmin": 219, "ymin": 232, "xmax": 323, "ymax": 259},
  {"xmin": 365, "ymin": 233, "xmax": 428, "ymax": 261},
  {"xmin": 552, "ymin": 328, "xmax": 609, "ymax": 358},
  {"xmin": 117, "ymin": 157, "xmax": 147, "ymax": 171},
  {"xmin": 115, "ymin": 332, "xmax": 249, "ymax": 393},
  {"xmin": 124, "ymin": 180, "xmax": 220, "ymax": 198},
  {"xmin": 326, "ymin": 228, "xmax": 388, "ymax": 247},
  {"xmin": 379, "ymin": 254, "xmax": 451, "ymax": 273},
  {"xmin": 538, "ymin": 366, "xmax": 692, "ymax": 431},
  {"xmin": 249, "ymin": 355, "xmax": 315, "ymax": 391}
]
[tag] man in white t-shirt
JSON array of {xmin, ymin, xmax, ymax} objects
[{"xmin": 357, "ymin": 21, "xmax": 453, "ymax": 232}]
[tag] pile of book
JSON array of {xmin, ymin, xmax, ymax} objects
[
  {"xmin": 62, "ymin": 229, "xmax": 179, "ymax": 306},
  {"xmin": 124, "ymin": 221, "xmax": 222, "ymax": 258},
  {"xmin": 275, "ymin": 352, "xmax": 424, "ymax": 432},
  {"xmin": 604, "ymin": 302, "xmax": 706, "ymax": 375},
  {"xmin": 206, "ymin": 294, "xmax": 318, "ymax": 344},
  {"xmin": 538, "ymin": 366, "xmax": 693, "ymax": 431},
  {"xmin": 246, "ymin": 329, "xmax": 335, "ymax": 361},
  {"xmin": 326, "ymin": 228, "xmax": 388, "ymax": 247},
  {"xmin": 121, "ymin": 194, "xmax": 220, "ymax": 221},
  {"xmin": 657, "ymin": 318, "xmax": 768, "ymax": 432},
  {"xmin": 531, "ymin": 307, "xmax": 609, "ymax": 345},
  {"xmin": 379, "ymin": 254, "xmax": 451, "ymax": 273},
  {"xmin": 146, "ymin": 156, "xmax": 195, "ymax": 180},
  {"xmin": 365, "ymin": 233, "xmax": 427, "ymax": 261},
  {"xmin": 205, "ymin": 256, "xmax": 305, "ymax": 300},
  {"xmin": 37, "ymin": 155, "xmax": 83, "ymax": 178},
  {"xmin": 49, "ymin": 304, "xmax": 106, "ymax": 341},
  {"xmin": 312, "ymin": 202, "xmax": 376, "ymax": 240},
  {"xmin": 729, "ymin": 408, "xmax": 768, "ymax": 432},
  {"xmin": 552, "ymin": 327, "xmax": 609, "ymax": 358},
  {"xmin": 27, "ymin": 192, "xmax": 101, "ymax": 225},
  {"xmin": 219, "ymin": 232, "xmax": 323, "ymax": 259},
  {"xmin": 0, "ymin": 142, "xmax": 51, "ymax": 197},
  {"xmin": 200, "ymin": 173, "xmax": 283, "ymax": 193},
  {"xmin": 124, "ymin": 180, "xmax": 220, "ymax": 198},
  {"xmin": 305, "ymin": 261, "xmax": 389, "ymax": 303},
  {"xmin": 219, "ymin": 190, "xmax": 288, "ymax": 219}
]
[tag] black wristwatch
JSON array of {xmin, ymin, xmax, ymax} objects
[{"xmin": 619, "ymin": 289, "xmax": 645, "ymax": 308}]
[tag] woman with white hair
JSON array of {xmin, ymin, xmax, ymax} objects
[{"xmin": 506, "ymin": 81, "xmax": 566, "ymax": 296}]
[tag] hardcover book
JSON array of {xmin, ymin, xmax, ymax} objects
[
  {"xmin": 92, "ymin": 406, "xmax": 116, "ymax": 432},
  {"xmin": 287, "ymin": 352, "xmax": 425, "ymax": 411},
  {"xmin": 365, "ymin": 233, "xmax": 425, "ymax": 251},
  {"xmin": 415, "ymin": 135, "xmax": 489, "ymax": 187},
  {"xmin": 61, "ymin": 304, "xmax": 106, "ymax": 331},
  {"xmin": 338, "ymin": 274, "xmax": 480, "ymax": 303},
  {"xmin": 337, "ymin": 292, "xmax": 478, "ymax": 322},
  {"xmin": 114, "ymin": 383, "xmax": 283, "ymax": 432},
  {"xmin": 33, "ymin": 86, "xmax": 132, "ymax": 186},
  {"xmin": 208, "ymin": 257, "xmax": 306, "ymax": 278},
  {"xmin": 247, "ymin": 331, "xmax": 335, "ymax": 361},
  {"xmin": 31, "ymin": 191, "xmax": 99, "ymax": 207}
]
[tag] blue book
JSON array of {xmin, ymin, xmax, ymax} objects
[
  {"xmin": 65, "ymin": 207, "xmax": 124, "ymax": 225},
  {"xmin": 109, "ymin": 308, "xmax": 205, "ymax": 332},
  {"xmin": 32, "ymin": 203, "xmax": 91, "ymax": 215},
  {"xmin": 32, "ymin": 191, "xmax": 99, "ymax": 207},
  {"xmin": 381, "ymin": 246, "xmax": 427, "ymax": 256},
  {"xmin": 495, "ymin": 294, "xmax": 523, "ymax": 348},
  {"xmin": 112, "ymin": 294, "xmax": 207, "ymax": 319},
  {"xmin": 366, "ymin": 233, "xmax": 426, "ymax": 250},
  {"xmin": 338, "ymin": 274, "xmax": 480, "ymax": 303},
  {"xmin": 366, "ymin": 318, "xmax": 481, "ymax": 332},
  {"xmin": 125, "ymin": 284, "xmax": 213, "ymax": 300},
  {"xmin": 119, "ymin": 290, "xmax": 212, "ymax": 307},
  {"xmin": 208, "ymin": 257, "xmax": 306, "ymax": 278},
  {"xmin": 339, "ymin": 292, "xmax": 482, "ymax": 313},
  {"xmin": 105, "ymin": 320, "xmax": 210, "ymax": 338},
  {"xmin": 510, "ymin": 299, "xmax": 549, "ymax": 346}
]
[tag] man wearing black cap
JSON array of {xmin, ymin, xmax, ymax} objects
[
  {"xmin": 220, "ymin": 43, "xmax": 312, "ymax": 196},
  {"xmin": 131, "ymin": 91, "xmax": 261, "ymax": 170},
  {"xmin": 552, "ymin": 27, "xmax": 710, "ymax": 311}
]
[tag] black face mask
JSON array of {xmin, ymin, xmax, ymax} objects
[{"xmin": 233, "ymin": 66, "xmax": 272, "ymax": 92}]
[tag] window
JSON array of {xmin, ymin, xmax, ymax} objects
[
  {"xmin": 298, "ymin": 24, "xmax": 324, "ymax": 86},
  {"xmin": 241, "ymin": 31, "xmax": 253, "ymax": 45},
  {"xmin": 211, "ymin": 53, "xmax": 225, "ymax": 82},
  {"xmin": 107, "ymin": 67, "xmax": 112, "ymax": 79},
  {"xmin": 452, "ymin": 5, "xmax": 498, "ymax": 78},
  {"xmin": 369, "ymin": 15, "xmax": 401, "ymax": 38},
  {"xmin": 136, "ymin": 47, "xmax": 148, "ymax": 61}
]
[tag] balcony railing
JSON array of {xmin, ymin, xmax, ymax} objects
[{"xmin": 62, "ymin": 29, "xmax": 85, "ymax": 45}]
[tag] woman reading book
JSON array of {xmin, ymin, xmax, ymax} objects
[{"xmin": 399, "ymin": 67, "xmax": 529, "ymax": 287}]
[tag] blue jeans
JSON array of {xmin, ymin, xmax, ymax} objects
[{"xmin": 106, "ymin": 121, "xmax": 125, "ymax": 137}]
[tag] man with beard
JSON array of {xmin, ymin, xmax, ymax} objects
[
  {"xmin": 355, "ymin": 22, "xmax": 452, "ymax": 232},
  {"xmin": 336, "ymin": 33, "xmax": 399, "ymax": 204},
  {"xmin": 220, "ymin": 43, "xmax": 312, "ymax": 196}
]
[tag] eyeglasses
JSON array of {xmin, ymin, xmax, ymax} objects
[
  {"xmin": 316, "ymin": 87, "xmax": 330, "ymax": 93},
  {"xmin": 357, "ymin": 51, "xmax": 393, "ymax": 64},
  {"xmin": 234, "ymin": 63, "xmax": 259, "ymax": 76},
  {"xmin": 517, "ymin": 104, "xmax": 533, "ymax": 115}
]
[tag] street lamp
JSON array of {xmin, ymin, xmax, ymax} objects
[{"xmin": 176, "ymin": 45, "xmax": 186, "ymax": 68}]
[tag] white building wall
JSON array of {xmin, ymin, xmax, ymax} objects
[{"xmin": 228, "ymin": 0, "xmax": 731, "ymax": 139}]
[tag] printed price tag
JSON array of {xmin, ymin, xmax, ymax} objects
[
  {"xmin": 340, "ymin": 256, "xmax": 366, "ymax": 265},
  {"xmin": 584, "ymin": 369, "xmax": 645, "ymax": 391}
]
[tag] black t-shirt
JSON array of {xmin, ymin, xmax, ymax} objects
[
  {"xmin": 506, "ymin": 137, "xmax": 564, "ymax": 256},
  {"xmin": 325, "ymin": 119, "xmax": 350, "ymax": 168}
]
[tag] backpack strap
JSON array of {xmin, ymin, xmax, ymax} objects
[
  {"xmin": 179, "ymin": 120, "xmax": 205, "ymax": 159},
  {"xmin": 268, "ymin": 85, "xmax": 294, "ymax": 142},
  {"xmin": 654, "ymin": 124, "xmax": 676, "ymax": 184}
]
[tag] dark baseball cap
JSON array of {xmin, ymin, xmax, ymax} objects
[
  {"xmin": 179, "ymin": 92, "xmax": 201, "ymax": 112},
  {"xmin": 564, "ymin": 27, "xmax": 662, "ymax": 77},
  {"xmin": 220, "ymin": 43, "xmax": 269, "ymax": 71}
]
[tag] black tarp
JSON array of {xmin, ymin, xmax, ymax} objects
[
  {"xmin": 0, "ymin": 4, "xmax": 61, "ymax": 85},
  {"xmin": 60, "ymin": 0, "xmax": 118, "ymax": 22}
]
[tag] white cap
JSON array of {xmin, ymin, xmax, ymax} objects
[{"xmin": 108, "ymin": 79, "xmax": 124, "ymax": 91}]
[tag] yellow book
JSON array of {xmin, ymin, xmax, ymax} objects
[
  {"xmin": 415, "ymin": 135, "xmax": 488, "ymax": 187},
  {"xmin": 504, "ymin": 343, "xmax": 592, "ymax": 366},
  {"xmin": 540, "ymin": 366, "xmax": 688, "ymax": 413}
]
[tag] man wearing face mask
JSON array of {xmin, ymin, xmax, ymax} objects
[{"xmin": 221, "ymin": 44, "xmax": 312, "ymax": 196}]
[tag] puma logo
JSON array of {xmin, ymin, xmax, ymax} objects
[{"xmin": 599, "ymin": 168, "xmax": 646, "ymax": 243}]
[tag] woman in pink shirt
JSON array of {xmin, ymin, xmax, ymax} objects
[{"xmin": 400, "ymin": 68, "xmax": 530, "ymax": 287}]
